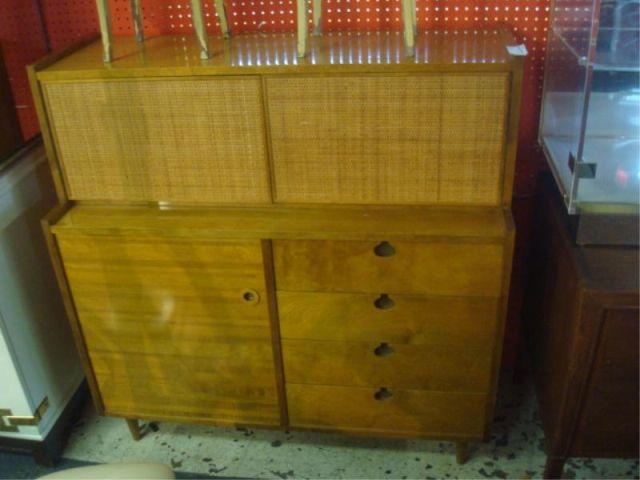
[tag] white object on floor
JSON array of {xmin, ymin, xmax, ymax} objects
[
  {"xmin": 38, "ymin": 462, "xmax": 175, "ymax": 479},
  {"xmin": 0, "ymin": 142, "xmax": 83, "ymax": 443}
]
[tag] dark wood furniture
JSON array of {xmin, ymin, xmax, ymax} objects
[
  {"xmin": 0, "ymin": 45, "xmax": 23, "ymax": 161},
  {"xmin": 525, "ymin": 176, "xmax": 639, "ymax": 478}
]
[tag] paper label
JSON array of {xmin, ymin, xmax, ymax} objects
[{"xmin": 506, "ymin": 44, "xmax": 528, "ymax": 56}]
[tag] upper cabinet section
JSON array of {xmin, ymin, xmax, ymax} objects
[
  {"xmin": 44, "ymin": 77, "xmax": 270, "ymax": 204},
  {"xmin": 32, "ymin": 30, "xmax": 523, "ymax": 207}
]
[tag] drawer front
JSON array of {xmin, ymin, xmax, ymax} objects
[
  {"xmin": 267, "ymin": 74, "xmax": 508, "ymax": 205},
  {"xmin": 287, "ymin": 383, "xmax": 487, "ymax": 437},
  {"xmin": 44, "ymin": 77, "xmax": 270, "ymax": 204},
  {"xmin": 283, "ymin": 339, "xmax": 493, "ymax": 392},
  {"xmin": 92, "ymin": 348, "xmax": 279, "ymax": 425},
  {"xmin": 58, "ymin": 235, "xmax": 267, "ymax": 293},
  {"xmin": 279, "ymin": 291, "xmax": 499, "ymax": 343},
  {"xmin": 274, "ymin": 240, "xmax": 504, "ymax": 297},
  {"xmin": 57, "ymin": 234, "xmax": 280, "ymax": 425}
]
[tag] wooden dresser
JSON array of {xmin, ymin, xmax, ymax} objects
[
  {"xmin": 30, "ymin": 30, "xmax": 524, "ymax": 461},
  {"xmin": 526, "ymin": 176, "xmax": 639, "ymax": 478}
]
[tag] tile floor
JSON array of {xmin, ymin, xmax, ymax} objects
[{"xmin": 62, "ymin": 377, "xmax": 639, "ymax": 479}]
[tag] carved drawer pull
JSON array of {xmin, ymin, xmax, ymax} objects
[
  {"xmin": 242, "ymin": 289, "xmax": 260, "ymax": 305},
  {"xmin": 374, "ymin": 342, "xmax": 394, "ymax": 357},
  {"xmin": 374, "ymin": 241, "xmax": 396, "ymax": 257},
  {"xmin": 374, "ymin": 387, "xmax": 393, "ymax": 401},
  {"xmin": 374, "ymin": 294, "xmax": 395, "ymax": 310}
]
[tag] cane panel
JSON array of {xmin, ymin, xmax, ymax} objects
[
  {"xmin": 267, "ymin": 73, "xmax": 507, "ymax": 205},
  {"xmin": 44, "ymin": 76, "xmax": 270, "ymax": 203}
]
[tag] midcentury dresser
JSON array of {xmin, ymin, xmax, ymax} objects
[{"xmin": 30, "ymin": 30, "xmax": 524, "ymax": 461}]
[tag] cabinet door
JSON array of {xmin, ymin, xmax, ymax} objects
[
  {"xmin": 267, "ymin": 74, "xmax": 508, "ymax": 205},
  {"xmin": 56, "ymin": 234, "xmax": 280, "ymax": 426},
  {"xmin": 572, "ymin": 308, "xmax": 639, "ymax": 457},
  {"xmin": 44, "ymin": 77, "xmax": 270, "ymax": 204}
]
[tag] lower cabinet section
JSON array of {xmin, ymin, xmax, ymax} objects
[
  {"xmin": 287, "ymin": 384, "xmax": 487, "ymax": 437},
  {"xmin": 47, "ymin": 205, "xmax": 513, "ymax": 446}
]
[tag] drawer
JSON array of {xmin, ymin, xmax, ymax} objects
[
  {"xmin": 287, "ymin": 383, "xmax": 487, "ymax": 437},
  {"xmin": 283, "ymin": 339, "xmax": 492, "ymax": 392},
  {"xmin": 93, "ymin": 350, "xmax": 280, "ymax": 425},
  {"xmin": 274, "ymin": 240, "xmax": 504, "ymax": 296},
  {"xmin": 44, "ymin": 77, "xmax": 270, "ymax": 203},
  {"xmin": 278, "ymin": 291, "xmax": 499, "ymax": 343},
  {"xmin": 58, "ymin": 235, "xmax": 266, "ymax": 294}
]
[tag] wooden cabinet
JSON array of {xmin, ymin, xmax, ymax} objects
[
  {"xmin": 525, "ymin": 177, "xmax": 639, "ymax": 478},
  {"xmin": 31, "ymin": 30, "xmax": 524, "ymax": 460},
  {"xmin": 44, "ymin": 205, "xmax": 514, "ymax": 450}
]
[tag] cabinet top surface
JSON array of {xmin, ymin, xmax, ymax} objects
[
  {"xmin": 52, "ymin": 204, "xmax": 512, "ymax": 241},
  {"xmin": 38, "ymin": 29, "xmax": 521, "ymax": 79}
]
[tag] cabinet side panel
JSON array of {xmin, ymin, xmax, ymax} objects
[{"xmin": 288, "ymin": 384, "xmax": 487, "ymax": 438}]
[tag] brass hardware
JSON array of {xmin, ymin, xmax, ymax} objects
[
  {"xmin": 374, "ymin": 241, "xmax": 396, "ymax": 257},
  {"xmin": 401, "ymin": 0, "xmax": 415, "ymax": 56},
  {"xmin": 374, "ymin": 294, "xmax": 395, "ymax": 310},
  {"xmin": 214, "ymin": 0, "xmax": 230, "ymax": 38},
  {"xmin": 0, "ymin": 397, "xmax": 49, "ymax": 430},
  {"xmin": 95, "ymin": 0, "xmax": 113, "ymax": 62},
  {"xmin": 312, "ymin": 0, "xmax": 322, "ymax": 35},
  {"xmin": 190, "ymin": 0, "xmax": 211, "ymax": 60},
  {"xmin": 242, "ymin": 289, "xmax": 260, "ymax": 305},
  {"xmin": 374, "ymin": 387, "xmax": 393, "ymax": 401},
  {"xmin": 373, "ymin": 342, "xmax": 394, "ymax": 357},
  {"xmin": 130, "ymin": 0, "xmax": 144, "ymax": 43},
  {"xmin": 0, "ymin": 409, "xmax": 18, "ymax": 432},
  {"xmin": 568, "ymin": 151, "xmax": 597, "ymax": 179},
  {"xmin": 297, "ymin": 0, "xmax": 309, "ymax": 57}
]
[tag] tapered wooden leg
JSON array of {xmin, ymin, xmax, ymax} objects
[
  {"xmin": 543, "ymin": 456, "xmax": 566, "ymax": 479},
  {"xmin": 455, "ymin": 441, "xmax": 468, "ymax": 464},
  {"xmin": 125, "ymin": 418, "xmax": 142, "ymax": 441}
]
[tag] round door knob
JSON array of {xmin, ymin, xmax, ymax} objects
[
  {"xmin": 242, "ymin": 289, "xmax": 260, "ymax": 305},
  {"xmin": 373, "ymin": 342, "xmax": 394, "ymax": 357},
  {"xmin": 374, "ymin": 387, "xmax": 393, "ymax": 401},
  {"xmin": 374, "ymin": 241, "xmax": 396, "ymax": 257}
]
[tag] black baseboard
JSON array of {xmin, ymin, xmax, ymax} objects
[{"xmin": 0, "ymin": 380, "xmax": 89, "ymax": 466}]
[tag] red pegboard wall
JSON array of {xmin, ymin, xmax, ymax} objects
[{"xmin": 0, "ymin": 0, "xmax": 49, "ymax": 140}]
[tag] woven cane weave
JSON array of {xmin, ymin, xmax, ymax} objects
[
  {"xmin": 45, "ymin": 77, "xmax": 270, "ymax": 204},
  {"xmin": 267, "ymin": 74, "xmax": 508, "ymax": 205}
]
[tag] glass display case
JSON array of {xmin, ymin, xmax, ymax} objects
[{"xmin": 539, "ymin": 0, "xmax": 639, "ymax": 243}]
